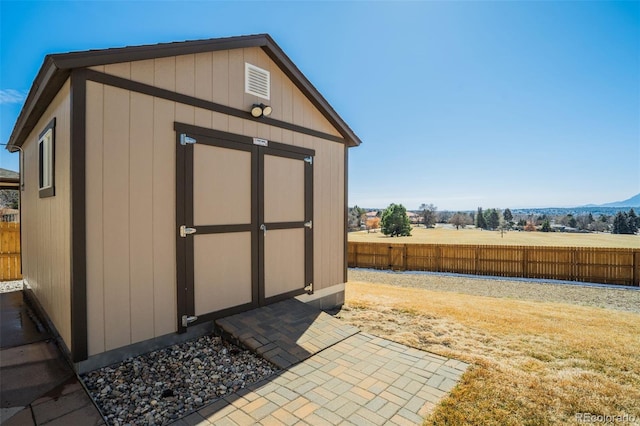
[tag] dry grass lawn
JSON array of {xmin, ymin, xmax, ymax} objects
[
  {"xmin": 338, "ymin": 281, "xmax": 640, "ymax": 425},
  {"xmin": 349, "ymin": 226, "xmax": 640, "ymax": 248}
]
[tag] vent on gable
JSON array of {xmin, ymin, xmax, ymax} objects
[{"xmin": 245, "ymin": 63, "xmax": 270, "ymax": 100}]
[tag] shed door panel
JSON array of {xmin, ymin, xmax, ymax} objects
[
  {"xmin": 194, "ymin": 232, "xmax": 252, "ymax": 315},
  {"xmin": 194, "ymin": 145, "xmax": 251, "ymax": 225},
  {"xmin": 262, "ymin": 152, "xmax": 310, "ymax": 301},
  {"xmin": 264, "ymin": 228, "xmax": 305, "ymax": 298},
  {"xmin": 263, "ymin": 155, "xmax": 305, "ymax": 223},
  {"xmin": 176, "ymin": 125, "xmax": 314, "ymax": 333}
]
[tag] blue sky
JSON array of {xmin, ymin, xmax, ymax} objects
[{"xmin": 1, "ymin": 1, "xmax": 638, "ymax": 211}]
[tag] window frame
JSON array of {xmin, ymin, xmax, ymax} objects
[{"xmin": 38, "ymin": 118, "xmax": 56, "ymax": 198}]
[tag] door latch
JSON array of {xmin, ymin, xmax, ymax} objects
[
  {"xmin": 304, "ymin": 221, "xmax": 313, "ymax": 229},
  {"xmin": 260, "ymin": 224, "xmax": 267, "ymax": 237},
  {"xmin": 179, "ymin": 225, "xmax": 197, "ymax": 238},
  {"xmin": 181, "ymin": 315, "xmax": 198, "ymax": 328}
]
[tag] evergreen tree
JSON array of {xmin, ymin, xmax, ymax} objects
[
  {"xmin": 476, "ymin": 207, "xmax": 487, "ymax": 230},
  {"xmin": 541, "ymin": 219, "xmax": 552, "ymax": 232},
  {"xmin": 381, "ymin": 203, "xmax": 412, "ymax": 237},
  {"xmin": 503, "ymin": 208, "xmax": 513, "ymax": 223},
  {"xmin": 627, "ymin": 208, "xmax": 638, "ymax": 234},
  {"xmin": 486, "ymin": 209, "xmax": 500, "ymax": 230},
  {"xmin": 613, "ymin": 212, "xmax": 631, "ymax": 234},
  {"xmin": 567, "ymin": 215, "xmax": 577, "ymax": 228}
]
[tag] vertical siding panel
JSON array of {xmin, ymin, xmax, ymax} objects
[
  {"xmin": 281, "ymin": 75, "xmax": 293, "ymax": 124},
  {"xmin": 176, "ymin": 54, "xmax": 195, "ymax": 125},
  {"xmin": 211, "ymin": 51, "xmax": 229, "ymax": 131},
  {"xmin": 153, "ymin": 57, "xmax": 176, "ymax": 92},
  {"xmin": 195, "ymin": 53, "xmax": 213, "ymax": 128},
  {"xmin": 129, "ymin": 88, "xmax": 155, "ymax": 344},
  {"xmin": 86, "ymin": 81, "xmax": 105, "ymax": 356},
  {"xmin": 269, "ymin": 62, "xmax": 284, "ymax": 123},
  {"xmin": 153, "ymin": 59, "xmax": 178, "ymax": 337},
  {"xmin": 57, "ymin": 91, "xmax": 72, "ymax": 347},
  {"xmin": 313, "ymin": 138, "xmax": 326, "ymax": 289},
  {"xmin": 153, "ymin": 98, "xmax": 177, "ymax": 336},
  {"xmin": 102, "ymin": 86, "xmax": 131, "ymax": 351},
  {"xmin": 228, "ymin": 49, "xmax": 244, "ymax": 112}
]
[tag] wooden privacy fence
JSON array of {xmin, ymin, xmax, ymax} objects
[
  {"xmin": 0, "ymin": 222, "xmax": 21, "ymax": 281},
  {"xmin": 348, "ymin": 242, "xmax": 640, "ymax": 287}
]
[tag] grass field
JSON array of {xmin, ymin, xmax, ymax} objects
[
  {"xmin": 339, "ymin": 280, "xmax": 640, "ymax": 425},
  {"xmin": 348, "ymin": 226, "xmax": 640, "ymax": 248}
]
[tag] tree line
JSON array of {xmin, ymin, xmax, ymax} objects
[{"xmin": 348, "ymin": 204, "xmax": 640, "ymax": 236}]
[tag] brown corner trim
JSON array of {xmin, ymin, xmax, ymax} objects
[
  {"xmin": 343, "ymin": 146, "xmax": 348, "ymax": 283},
  {"xmin": 70, "ymin": 68, "xmax": 88, "ymax": 362},
  {"xmin": 85, "ymin": 69, "xmax": 346, "ymax": 145}
]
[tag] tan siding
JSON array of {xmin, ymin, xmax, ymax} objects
[
  {"xmin": 98, "ymin": 47, "xmax": 343, "ymax": 139},
  {"xmin": 86, "ymin": 81, "xmax": 105, "ymax": 355},
  {"xmin": 21, "ymin": 79, "xmax": 72, "ymax": 350},
  {"xmin": 129, "ymin": 90, "xmax": 155, "ymax": 344},
  {"xmin": 151, "ymin": 98, "xmax": 177, "ymax": 337},
  {"xmin": 102, "ymin": 85, "xmax": 131, "ymax": 351}
]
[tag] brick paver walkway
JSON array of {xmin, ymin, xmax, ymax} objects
[
  {"xmin": 216, "ymin": 299, "xmax": 360, "ymax": 368},
  {"xmin": 171, "ymin": 300, "xmax": 469, "ymax": 425}
]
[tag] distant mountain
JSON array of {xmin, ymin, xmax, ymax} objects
[{"xmin": 597, "ymin": 193, "xmax": 640, "ymax": 208}]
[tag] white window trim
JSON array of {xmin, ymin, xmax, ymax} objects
[{"xmin": 38, "ymin": 117, "xmax": 55, "ymax": 198}]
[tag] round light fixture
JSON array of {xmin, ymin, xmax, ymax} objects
[
  {"xmin": 251, "ymin": 104, "xmax": 263, "ymax": 118},
  {"xmin": 262, "ymin": 105, "xmax": 272, "ymax": 117}
]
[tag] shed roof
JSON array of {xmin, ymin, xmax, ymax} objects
[{"xmin": 5, "ymin": 34, "xmax": 361, "ymax": 151}]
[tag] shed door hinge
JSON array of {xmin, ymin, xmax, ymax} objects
[
  {"xmin": 304, "ymin": 283, "xmax": 313, "ymax": 294},
  {"xmin": 304, "ymin": 156, "xmax": 313, "ymax": 165},
  {"xmin": 179, "ymin": 225, "xmax": 197, "ymax": 237},
  {"xmin": 182, "ymin": 315, "xmax": 198, "ymax": 328},
  {"xmin": 180, "ymin": 134, "xmax": 197, "ymax": 145},
  {"xmin": 304, "ymin": 221, "xmax": 313, "ymax": 229}
]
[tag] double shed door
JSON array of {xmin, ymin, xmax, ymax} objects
[{"xmin": 175, "ymin": 125, "xmax": 314, "ymax": 332}]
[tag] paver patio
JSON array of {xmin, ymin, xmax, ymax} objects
[{"xmin": 172, "ymin": 299, "xmax": 469, "ymax": 425}]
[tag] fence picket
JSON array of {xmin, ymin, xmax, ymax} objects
[
  {"xmin": 0, "ymin": 222, "xmax": 21, "ymax": 281},
  {"xmin": 348, "ymin": 242, "xmax": 639, "ymax": 286}
]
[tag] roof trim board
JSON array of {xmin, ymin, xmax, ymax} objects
[{"xmin": 6, "ymin": 34, "xmax": 361, "ymax": 150}]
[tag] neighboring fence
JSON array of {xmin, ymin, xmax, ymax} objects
[
  {"xmin": 0, "ymin": 222, "xmax": 21, "ymax": 281},
  {"xmin": 348, "ymin": 242, "xmax": 640, "ymax": 286}
]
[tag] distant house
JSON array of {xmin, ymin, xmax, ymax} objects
[
  {"xmin": 5, "ymin": 34, "xmax": 361, "ymax": 372},
  {"xmin": 0, "ymin": 168, "xmax": 19, "ymax": 190}
]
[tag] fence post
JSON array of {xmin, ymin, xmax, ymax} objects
[
  {"xmin": 403, "ymin": 244, "xmax": 408, "ymax": 271},
  {"xmin": 634, "ymin": 250, "xmax": 639, "ymax": 287}
]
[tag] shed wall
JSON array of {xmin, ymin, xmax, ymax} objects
[
  {"xmin": 21, "ymin": 80, "xmax": 72, "ymax": 350},
  {"xmin": 85, "ymin": 50, "xmax": 345, "ymax": 356}
]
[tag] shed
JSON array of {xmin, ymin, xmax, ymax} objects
[{"xmin": 5, "ymin": 34, "xmax": 361, "ymax": 372}]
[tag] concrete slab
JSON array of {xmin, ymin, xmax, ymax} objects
[
  {"xmin": 0, "ymin": 291, "xmax": 105, "ymax": 425},
  {"xmin": 0, "ymin": 291, "xmax": 50, "ymax": 349},
  {"xmin": 0, "ymin": 341, "xmax": 74, "ymax": 408}
]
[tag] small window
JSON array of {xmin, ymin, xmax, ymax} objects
[
  {"xmin": 245, "ymin": 63, "xmax": 270, "ymax": 100},
  {"xmin": 38, "ymin": 118, "xmax": 55, "ymax": 198}
]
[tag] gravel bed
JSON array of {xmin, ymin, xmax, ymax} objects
[
  {"xmin": 81, "ymin": 334, "xmax": 278, "ymax": 426},
  {"xmin": 349, "ymin": 269, "xmax": 640, "ymax": 314}
]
